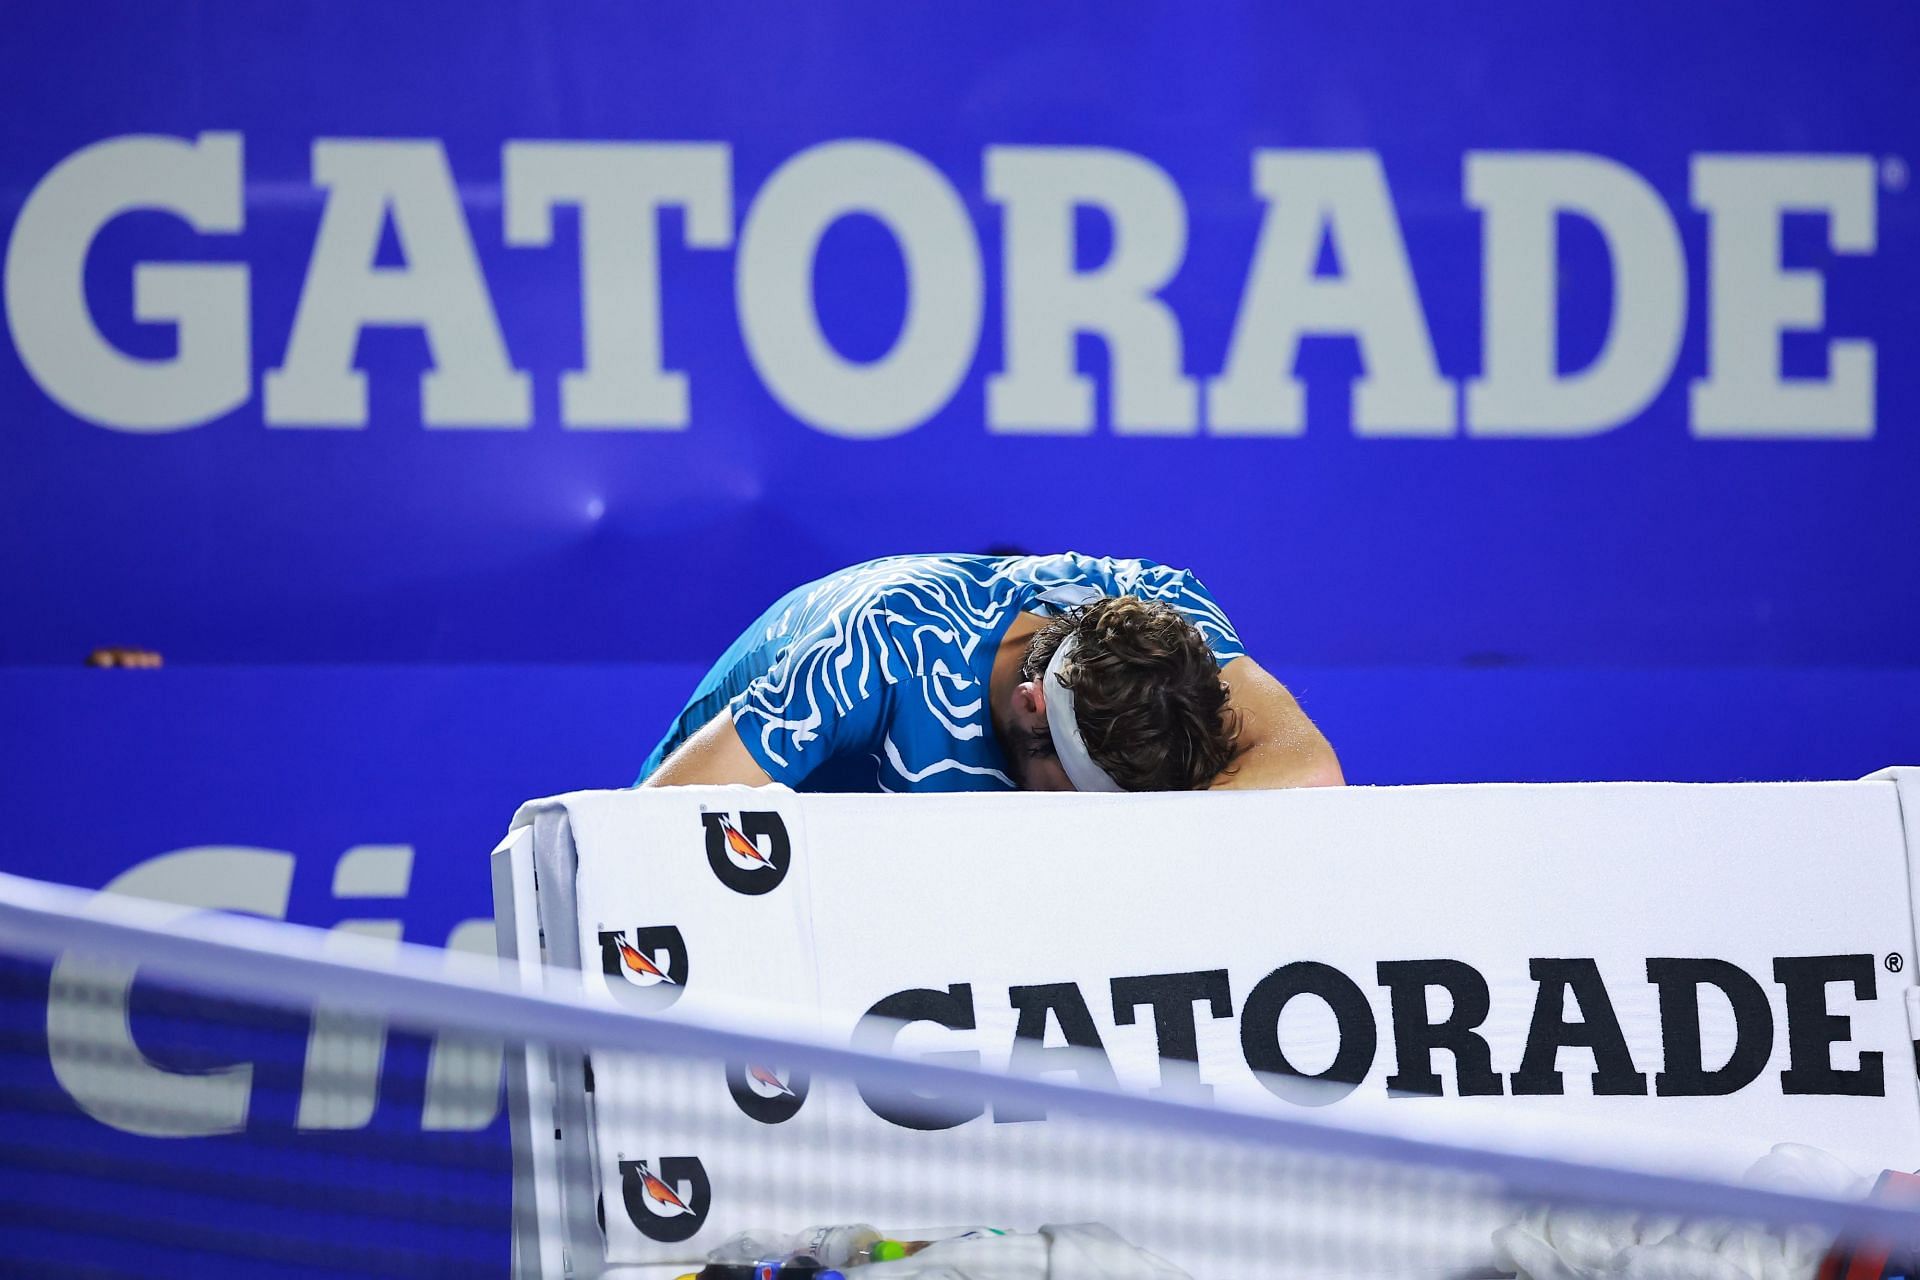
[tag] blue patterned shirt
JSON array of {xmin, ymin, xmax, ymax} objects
[{"xmin": 637, "ymin": 553, "xmax": 1246, "ymax": 792}]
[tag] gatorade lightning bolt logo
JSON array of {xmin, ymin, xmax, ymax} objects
[
  {"xmin": 596, "ymin": 926, "xmax": 689, "ymax": 1010},
  {"xmin": 618, "ymin": 1156, "xmax": 711, "ymax": 1243},
  {"xmin": 701, "ymin": 810, "xmax": 792, "ymax": 895},
  {"xmin": 726, "ymin": 1059, "xmax": 810, "ymax": 1124},
  {"xmin": 617, "ymin": 938, "xmax": 671, "ymax": 983},
  {"xmin": 747, "ymin": 1064, "xmax": 795, "ymax": 1097},
  {"xmin": 720, "ymin": 817, "xmax": 774, "ymax": 869}
]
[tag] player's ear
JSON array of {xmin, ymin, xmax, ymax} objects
[{"xmin": 1014, "ymin": 680, "xmax": 1045, "ymax": 716}]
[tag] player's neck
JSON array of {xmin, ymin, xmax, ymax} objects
[{"xmin": 988, "ymin": 611, "xmax": 1047, "ymax": 744}]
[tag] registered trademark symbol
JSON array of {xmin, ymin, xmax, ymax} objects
[
  {"xmin": 1887, "ymin": 953, "xmax": 1904, "ymax": 973},
  {"xmin": 1883, "ymin": 157, "xmax": 1909, "ymax": 191}
]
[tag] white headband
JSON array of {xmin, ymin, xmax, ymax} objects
[{"xmin": 1042, "ymin": 634, "xmax": 1124, "ymax": 793}]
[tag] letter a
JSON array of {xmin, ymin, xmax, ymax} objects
[{"xmin": 1208, "ymin": 151, "xmax": 1453, "ymax": 436}]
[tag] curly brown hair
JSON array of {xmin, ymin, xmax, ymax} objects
[{"xmin": 1020, "ymin": 596, "xmax": 1241, "ymax": 791}]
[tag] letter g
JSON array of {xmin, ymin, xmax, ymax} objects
[{"xmin": 4, "ymin": 132, "xmax": 250, "ymax": 430}]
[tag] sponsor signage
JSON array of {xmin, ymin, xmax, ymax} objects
[
  {"xmin": 4, "ymin": 5, "xmax": 1917, "ymax": 670},
  {"xmin": 496, "ymin": 777, "xmax": 1920, "ymax": 1270},
  {"xmin": 3, "ymin": 134, "xmax": 1883, "ymax": 443},
  {"xmin": 44, "ymin": 843, "xmax": 501, "ymax": 1138}
]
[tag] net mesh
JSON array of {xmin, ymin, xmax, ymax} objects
[
  {"xmin": 3, "ymin": 870, "xmax": 1917, "ymax": 1280},
  {"xmin": 4, "ymin": 953, "xmax": 507, "ymax": 1279}
]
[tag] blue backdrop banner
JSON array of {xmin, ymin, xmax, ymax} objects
[
  {"xmin": 4, "ymin": 2, "xmax": 1917, "ymax": 668},
  {"xmin": 6, "ymin": 7, "xmax": 1918, "ymax": 1271}
]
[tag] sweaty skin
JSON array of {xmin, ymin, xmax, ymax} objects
[
  {"xmin": 644, "ymin": 612, "xmax": 1342, "ymax": 791},
  {"xmin": 1209, "ymin": 656, "xmax": 1344, "ymax": 789}
]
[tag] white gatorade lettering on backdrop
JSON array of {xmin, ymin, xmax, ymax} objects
[
  {"xmin": 503, "ymin": 141, "xmax": 734, "ymax": 430},
  {"xmin": 1466, "ymin": 153, "xmax": 1687, "ymax": 436},
  {"xmin": 264, "ymin": 139, "xmax": 531, "ymax": 428},
  {"xmin": 985, "ymin": 146, "xmax": 1197, "ymax": 435},
  {"xmin": 1691, "ymin": 155, "xmax": 1877, "ymax": 439},
  {"xmin": 3, "ymin": 132, "xmax": 249, "ymax": 431},
  {"xmin": 0, "ymin": 135, "xmax": 1885, "ymax": 441},
  {"xmin": 44, "ymin": 845, "xmax": 500, "ymax": 1137},
  {"xmin": 736, "ymin": 140, "xmax": 984, "ymax": 438},
  {"xmin": 1206, "ymin": 150, "xmax": 1455, "ymax": 437}
]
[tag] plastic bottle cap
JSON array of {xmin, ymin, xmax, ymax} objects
[{"xmin": 871, "ymin": 1240, "xmax": 909, "ymax": 1262}]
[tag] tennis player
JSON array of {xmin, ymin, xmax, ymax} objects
[{"xmin": 639, "ymin": 552, "xmax": 1341, "ymax": 793}]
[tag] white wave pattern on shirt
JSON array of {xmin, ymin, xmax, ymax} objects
[
  {"xmin": 735, "ymin": 558, "xmax": 1008, "ymax": 770},
  {"xmin": 928, "ymin": 659, "xmax": 984, "ymax": 732},
  {"xmin": 879, "ymin": 607, "xmax": 977, "ymax": 740},
  {"xmin": 735, "ymin": 555, "xmax": 1239, "ymax": 781},
  {"xmin": 882, "ymin": 734, "xmax": 1015, "ymax": 787}
]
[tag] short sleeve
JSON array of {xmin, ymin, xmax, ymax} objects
[
  {"xmin": 727, "ymin": 607, "xmax": 890, "ymax": 786},
  {"xmin": 1120, "ymin": 562, "xmax": 1247, "ymax": 666}
]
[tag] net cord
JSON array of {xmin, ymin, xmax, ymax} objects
[{"xmin": 4, "ymin": 867, "xmax": 1917, "ymax": 1247}]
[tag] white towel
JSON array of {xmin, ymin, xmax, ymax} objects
[{"xmin": 1493, "ymin": 1144, "xmax": 1866, "ymax": 1280}]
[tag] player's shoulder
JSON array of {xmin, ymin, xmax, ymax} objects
[
  {"xmin": 1038, "ymin": 553, "xmax": 1239, "ymax": 641},
  {"xmin": 1017, "ymin": 551, "xmax": 1208, "ymax": 593},
  {"xmin": 810, "ymin": 552, "xmax": 1218, "ymax": 622},
  {"xmin": 806, "ymin": 555, "xmax": 1006, "ymax": 640}
]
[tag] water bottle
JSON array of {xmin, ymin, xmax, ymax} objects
[
  {"xmin": 790, "ymin": 1223, "xmax": 882, "ymax": 1267},
  {"xmin": 698, "ymin": 1228, "xmax": 794, "ymax": 1279}
]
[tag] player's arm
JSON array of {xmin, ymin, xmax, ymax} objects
[
  {"xmin": 1210, "ymin": 657, "xmax": 1343, "ymax": 790},
  {"xmin": 642, "ymin": 711, "xmax": 776, "ymax": 788}
]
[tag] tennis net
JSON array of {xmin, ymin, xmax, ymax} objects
[{"xmin": 2, "ymin": 868, "xmax": 1916, "ymax": 1280}]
